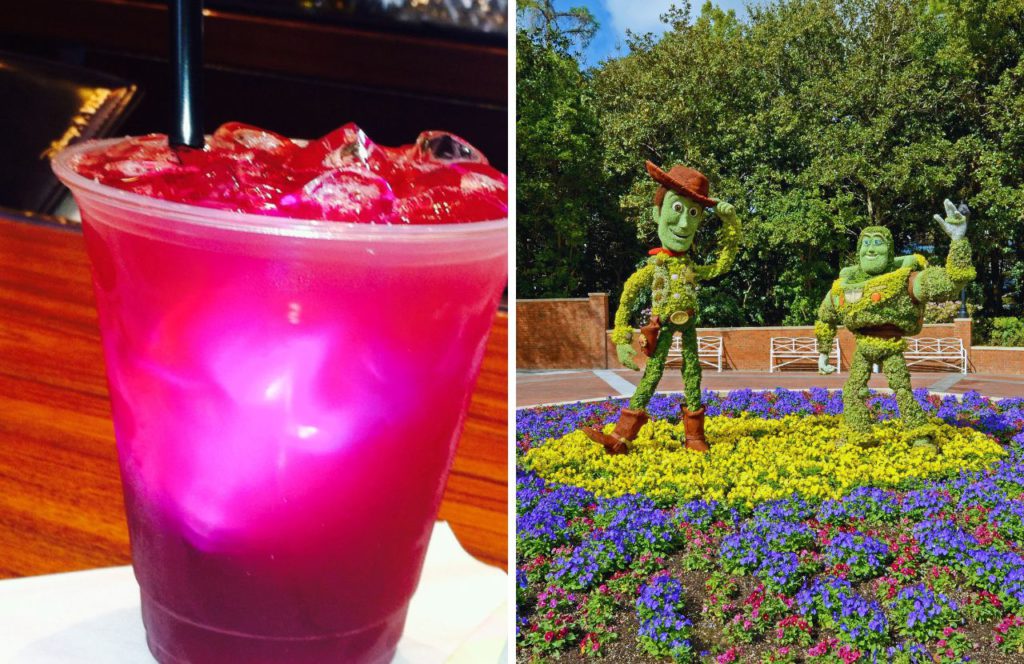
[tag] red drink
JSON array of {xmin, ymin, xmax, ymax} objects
[{"xmin": 52, "ymin": 124, "xmax": 507, "ymax": 663}]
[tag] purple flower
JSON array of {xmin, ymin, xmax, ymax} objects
[
  {"xmin": 888, "ymin": 584, "xmax": 962, "ymax": 641},
  {"xmin": 824, "ymin": 532, "xmax": 891, "ymax": 581},
  {"xmin": 635, "ymin": 573, "xmax": 694, "ymax": 659}
]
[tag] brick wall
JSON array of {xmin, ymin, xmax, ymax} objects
[
  {"xmin": 604, "ymin": 323, "xmax": 965, "ymax": 371},
  {"xmin": 520, "ymin": 295, "xmax": 1024, "ymax": 372},
  {"xmin": 970, "ymin": 346, "xmax": 1024, "ymax": 375},
  {"xmin": 518, "ymin": 295, "xmax": 1023, "ymax": 373},
  {"xmin": 516, "ymin": 294, "xmax": 609, "ymax": 369}
]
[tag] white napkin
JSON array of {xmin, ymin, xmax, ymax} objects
[{"xmin": 0, "ymin": 522, "xmax": 507, "ymax": 664}]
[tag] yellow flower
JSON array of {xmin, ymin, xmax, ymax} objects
[{"xmin": 522, "ymin": 415, "xmax": 1005, "ymax": 507}]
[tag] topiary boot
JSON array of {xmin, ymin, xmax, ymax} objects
[
  {"xmin": 583, "ymin": 408, "xmax": 649, "ymax": 455},
  {"xmin": 683, "ymin": 406, "xmax": 710, "ymax": 452}
]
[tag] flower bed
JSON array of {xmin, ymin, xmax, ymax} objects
[{"xmin": 516, "ymin": 389, "xmax": 1024, "ymax": 662}]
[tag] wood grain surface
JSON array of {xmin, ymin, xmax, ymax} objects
[{"xmin": 0, "ymin": 217, "xmax": 507, "ymax": 578}]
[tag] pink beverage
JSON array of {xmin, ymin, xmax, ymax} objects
[{"xmin": 52, "ymin": 123, "xmax": 507, "ymax": 664}]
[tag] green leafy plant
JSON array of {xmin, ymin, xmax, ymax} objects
[{"xmin": 989, "ymin": 317, "xmax": 1024, "ymax": 347}]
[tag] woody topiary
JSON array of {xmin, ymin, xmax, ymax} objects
[{"xmin": 584, "ymin": 161, "xmax": 742, "ymax": 454}]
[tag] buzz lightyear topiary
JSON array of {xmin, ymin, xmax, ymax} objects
[
  {"xmin": 583, "ymin": 161, "xmax": 741, "ymax": 454},
  {"xmin": 815, "ymin": 200, "xmax": 975, "ymax": 450}
]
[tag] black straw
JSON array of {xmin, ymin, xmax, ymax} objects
[{"xmin": 170, "ymin": 0, "xmax": 204, "ymax": 149}]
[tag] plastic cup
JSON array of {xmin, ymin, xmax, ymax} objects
[{"xmin": 52, "ymin": 138, "xmax": 507, "ymax": 664}]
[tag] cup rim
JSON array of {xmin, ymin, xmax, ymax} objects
[{"xmin": 51, "ymin": 137, "xmax": 508, "ymax": 242}]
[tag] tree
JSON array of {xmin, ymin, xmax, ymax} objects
[
  {"xmin": 518, "ymin": 0, "xmax": 598, "ymax": 55},
  {"xmin": 588, "ymin": 0, "xmax": 1023, "ymax": 324},
  {"xmin": 516, "ymin": 0, "xmax": 1023, "ymax": 322},
  {"xmin": 516, "ymin": 3, "xmax": 643, "ymax": 299}
]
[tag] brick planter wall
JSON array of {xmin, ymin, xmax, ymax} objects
[
  {"xmin": 603, "ymin": 323, "xmax": 967, "ymax": 372},
  {"xmin": 970, "ymin": 346, "xmax": 1024, "ymax": 375},
  {"xmin": 517, "ymin": 295, "xmax": 1024, "ymax": 374},
  {"xmin": 516, "ymin": 294, "xmax": 609, "ymax": 369}
]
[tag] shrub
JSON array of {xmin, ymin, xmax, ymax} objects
[
  {"xmin": 974, "ymin": 316, "xmax": 1024, "ymax": 347},
  {"xmin": 989, "ymin": 317, "xmax": 1024, "ymax": 347}
]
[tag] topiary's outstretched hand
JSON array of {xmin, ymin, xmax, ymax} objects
[
  {"xmin": 933, "ymin": 199, "xmax": 968, "ymax": 242},
  {"xmin": 617, "ymin": 343, "xmax": 639, "ymax": 371},
  {"xmin": 915, "ymin": 199, "xmax": 975, "ymax": 304}
]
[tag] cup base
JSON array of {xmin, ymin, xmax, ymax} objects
[{"xmin": 141, "ymin": 593, "xmax": 405, "ymax": 664}]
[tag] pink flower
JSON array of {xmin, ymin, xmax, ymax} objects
[
  {"xmin": 715, "ymin": 647, "xmax": 739, "ymax": 663},
  {"xmin": 807, "ymin": 639, "xmax": 831, "ymax": 657}
]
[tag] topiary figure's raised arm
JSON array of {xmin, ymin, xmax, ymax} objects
[
  {"xmin": 912, "ymin": 200, "xmax": 976, "ymax": 303},
  {"xmin": 610, "ymin": 263, "xmax": 655, "ymax": 370},
  {"xmin": 694, "ymin": 201, "xmax": 742, "ymax": 282}
]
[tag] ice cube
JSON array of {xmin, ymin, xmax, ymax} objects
[
  {"xmin": 393, "ymin": 185, "xmax": 506, "ymax": 224},
  {"xmin": 113, "ymin": 167, "xmax": 199, "ymax": 202},
  {"xmin": 280, "ymin": 169, "xmax": 395, "ymax": 222},
  {"xmin": 230, "ymin": 160, "xmax": 293, "ymax": 213},
  {"xmin": 390, "ymin": 162, "xmax": 507, "ymax": 198},
  {"xmin": 76, "ymin": 134, "xmax": 177, "ymax": 182},
  {"xmin": 411, "ymin": 131, "xmax": 488, "ymax": 164},
  {"xmin": 289, "ymin": 123, "xmax": 394, "ymax": 179},
  {"xmin": 210, "ymin": 122, "xmax": 294, "ymax": 155},
  {"xmin": 72, "ymin": 123, "xmax": 503, "ymax": 224},
  {"xmin": 457, "ymin": 163, "xmax": 507, "ymax": 195},
  {"xmin": 88, "ymin": 134, "xmax": 170, "ymax": 164},
  {"xmin": 104, "ymin": 159, "xmax": 177, "ymax": 180}
]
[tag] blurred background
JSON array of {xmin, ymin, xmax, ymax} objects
[{"xmin": 0, "ymin": 0, "xmax": 507, "ymax": 218}]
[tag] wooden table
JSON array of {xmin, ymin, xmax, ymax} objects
[{"xmin": 0, "ymin": 216, "xmax": 507, "ymax": 577}]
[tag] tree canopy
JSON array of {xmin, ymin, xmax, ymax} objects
[
  {"xmin": 516, "ymin": 0, "xmax": 1024, "ymax": 325},
  {"xmin": 516, "ymin": 0, "xmax": 644, "ymax": 300}
]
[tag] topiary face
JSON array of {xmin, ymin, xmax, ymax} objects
[
  {"xmin": 653, "ymin": 191, "xmax": 705, "ymax": 253},
  {"xmin": 858, "ymin": 226, "xmax": 894, "ymax": 276}
]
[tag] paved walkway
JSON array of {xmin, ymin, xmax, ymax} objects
[{"xmin": 517, "ymin": 368, "xmax": 1024, "ymax": 407}]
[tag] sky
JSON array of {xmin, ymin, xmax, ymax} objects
[{"xmin": 551, "ymin": 0, "xmax": 754, "ymax": 67}]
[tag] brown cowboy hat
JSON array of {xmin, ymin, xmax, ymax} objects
[{"xmin": 646, "ymin": 160, "xmax": 717, "ymax": 208}]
